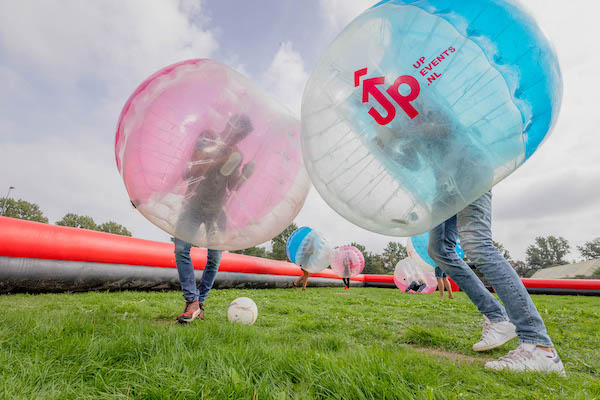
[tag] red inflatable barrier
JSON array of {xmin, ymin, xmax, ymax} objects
[
  {"xmin": 2, "ymin": 217, "xmax": 599, "ymax": 293},
  {"xmin": 521, "ymin": 278, "xmax": 600, "ymax": 290},
  {"xmin": 0, "ymin": 217, "xmax": 353, "ymax": 281}
]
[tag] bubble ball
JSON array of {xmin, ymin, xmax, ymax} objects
[
  {"xmin": 407, "ymin": 232, "xmax": 464, "ymax": 272},
  {"xmin": 301, "ymin": 0, "xmax": 562, "ymax": 237},
  {"xmin": 330, "ymin": 245, "xmax": 365, "ymax": 278},
  {"xmin": 393, "ymin": 258, "xmax": 437, "ymax": 294},
  {"xmin": 286, "ymin": 227, "xmax": 334, "ymax": 273},
  {"xmin": 115, "ymin": 59, "xmax": 311, "ymax": 250}
]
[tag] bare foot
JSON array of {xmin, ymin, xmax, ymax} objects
[{"xmin": 449, "ymin": 295, "xmax": 455, "ymax": 299}]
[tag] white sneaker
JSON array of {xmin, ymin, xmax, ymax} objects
[
  {"xmin": 473, "ymin": 315, "xmax": 517, "ymax": 352},
  {"xmin": 485, "ymin": 344, "xmax": 567, "ymax": 377}
]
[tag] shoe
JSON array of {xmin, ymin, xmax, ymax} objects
[
  {"xmin": 485, "ymin": 344, "xmax": 567, "ymax": 377},
  {"xmin": 176, "ymin": 301, "xmax": 203, "ymax": 324},
  {"xmin": 473, "ymin": 315, "xmax": 517, "ymax": 352},
  {"xmin": 344, "ymin": 286, "xmax": 349, "ymax": 290}
]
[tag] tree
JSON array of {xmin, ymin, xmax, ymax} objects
[
  {"xmin": 382, "ymin": 241, "xmax": 408, "ymax": 272},
  {"xmin": 350, "ymin": 242, "xmax": 366, "ymax": 254},
  {"xmin": 231, "ymin": 246, "xmax": 270, "ymax": 258},
  {"xmin": 270, "ymin": 222, "xmax": 298, "ymax": 261},
  {"xmin": 56, "ymin": 213, "xmax": 98, "ymax": 230},
  {"xmin": 492, "ymin": 240, "xmax": 511, "ymax": 261},
  {"xmin": 349, "ymin": 242, "xmax": 386, "ymax": 274},
  {"xmin": 2, "ymin": 198, "xmax": 49, "ymax": 223},
  {"xmin": 364, "ymin": 253, "xmax": 386, "ymax": 274},
  {"xmin": 98, "ymin": 221, "xmax": 132, "ymax": 237},
  {"xmin": 526, "ymin": 236, "xmax": 570, "ymax": 270},
  {"xmin": 578, "ymin": 238, "xmax": 600, "ymax": 261},
  {"xmin": 510, "ymin": 260, "xmax": 534, "ymax": 278}
]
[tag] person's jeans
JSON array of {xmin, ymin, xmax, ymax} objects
[
  {"xmin": 174, "ymin": 238, "xmax": 222, "ymax": 304},
  {"xmin": 427, "ymin": 191, "xmax": 553, "ymax": 347}
]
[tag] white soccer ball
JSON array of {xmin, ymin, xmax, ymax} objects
[{"xmin": 227, "ymin": 297, "xmax": 258, "ymax": 325}]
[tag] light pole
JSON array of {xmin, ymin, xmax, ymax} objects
[{"xmin": 1, "ymin": 186, "xmax": 15, "ymax": 216}]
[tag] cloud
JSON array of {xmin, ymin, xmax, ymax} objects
[
  {"xmin": 296, "ymin": 189, "xmax": 396, "ymax": 254},
  {"xmin": 262, "ymin": 41, "xmax": 310, "ymax": 116},
  {"xmin": 487, "ymin": 0, "xmax": 600, "ymax": 260},
  {"xmin": 0, "ymin": 0, "xmax": 219, "ymax": 140},
  {"xmin": 0, "ymin": 1, "xmax": 217, "ymax": 94},
  {"xmin": 0, "ymin": 1, "xmax": 218, "ymax": 242},
  {"xmin": 318, "ymin": 0, "xmax": 379, "ymax": 36},
  {"xmin": 0, "ymin": 133, "xmax": 164, "ymax": 240},
  {"xmin": 1, "ymin": 0, "xmax": 598, "ymax": 264}
]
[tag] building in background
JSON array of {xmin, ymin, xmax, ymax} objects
[{"xmin": 532, "ymin": 259, "xmax": 600, "ymax": 279}]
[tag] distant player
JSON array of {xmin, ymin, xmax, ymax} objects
[
  {"xmin": 293, "ymin": 236, "xmax": 316, "ymax": 291},
  {"xmin": 405, "ymin": 279, "xmax": 426, "ymax": 293},
  {"xmin": 435, "ymin": 266, "xmax": 454, "ymax": 299}
]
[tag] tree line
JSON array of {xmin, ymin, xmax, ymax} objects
[
  {"xmin": 3, "ymin": 197, "xmax": 599, "ymax": 276},
  {"xmin": 1, "ymin": 197, "xmax": 131, "ymax": 236}
]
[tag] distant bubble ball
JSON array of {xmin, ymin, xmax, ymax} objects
[
  {"xmin": 286, "ymin": 227, "xmax": 334, "ymax": 273},
  {"xmin": 393, "ymin": 258, "xmax": 437, "ymax": 294},
  {"xmin": 301, "ymin": 0, "xmax": 562, "ymax": 236},
  {"xmin": 115, "ymin": 59, "xmax": 310, "ymax": 250},
  {"xmin": 331, "ymin": 245, "xmax": 365, "ymax": 278}
]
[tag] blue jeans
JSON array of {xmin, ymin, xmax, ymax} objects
[
  {"xmin": 427, "ymin": 191, "xmax": 553, "ymax": 347},
  {"xmin": 174, "ymin": 238, "xmax": 222, "ymax": 304}
]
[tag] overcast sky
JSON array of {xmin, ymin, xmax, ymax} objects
[{"xmin": 0, "ymin": 0, "xmax": 598, "ymax": 261}]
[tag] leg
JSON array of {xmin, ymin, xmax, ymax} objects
[
  {"xmin": 437, "ymin": 278, "xmax": 445, "ymax": 298},
  {"xmin": 443, "ymin": 277, "xmax": 454, "ymax": 299},
  {"xmin": 174, "ymin": 238, "xmax": 199, "ymax": 302},
  {"xmin": 294, "ymin": 269, "xmax": 306, "ymax": 287},
  {"xmin": 197, "ymin": 249, "xmax": 222, "ymax": 305},
  {"xmin": 428, "ymin": 214, "xmax": 507, "ymax": 322},
  {"xmin": 458, "ymin": 191, "xmax": 552, "ymax": 347},
  {"xmin": 302, "ymin": 270, "xmax": 309, "ymax": 290}
]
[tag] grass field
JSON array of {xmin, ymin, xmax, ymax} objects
[{"xmin": 1, "ymin": 288, "xmax": 599, "ymax": 399}]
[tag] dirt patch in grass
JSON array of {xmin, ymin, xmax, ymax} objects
[{"xmin": 407, "ymin": 345, "xmax": 495, "ymax": 363}]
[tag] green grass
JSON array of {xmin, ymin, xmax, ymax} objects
[{"xmin": 0, "ymin": 288, "xmax": 599, "ymax": 399}]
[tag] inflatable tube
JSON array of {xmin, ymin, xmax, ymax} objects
[
  {"xmin": 525, "ymin": 287, "xmax": 600, "ymax": 296},
  {"xmin": 0, "ymin": 257, "xmax": 359, "ymax": 294},
  {"xmin": 0, "ymin": 217, "xmax": 344, "ymax": 280},
  {"xmin": 1, "ymin": 217, "xmax": 599, "ymax": 295}
]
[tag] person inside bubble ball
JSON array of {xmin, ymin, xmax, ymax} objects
[
  {"xmin": 378, "ymin": 98, "xmax": 564, "ymax": 373},
  {"xmin": 173, "ymin": 114, "xmax": 255, "ymax": 324},
  {"xmin": 176, "ymin": 114, "xmax": 255, "ymax": 242},
  {"xmin": 292, "ymin": 236, "xmax": 316, "ymax": 291},
  {"xmin": 405, "ymin": 279, "xmax": 426, "ymax": 293},
  {"xmin": 386, "ymin": 105, "xmax": 493, "ymax": 225}
]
